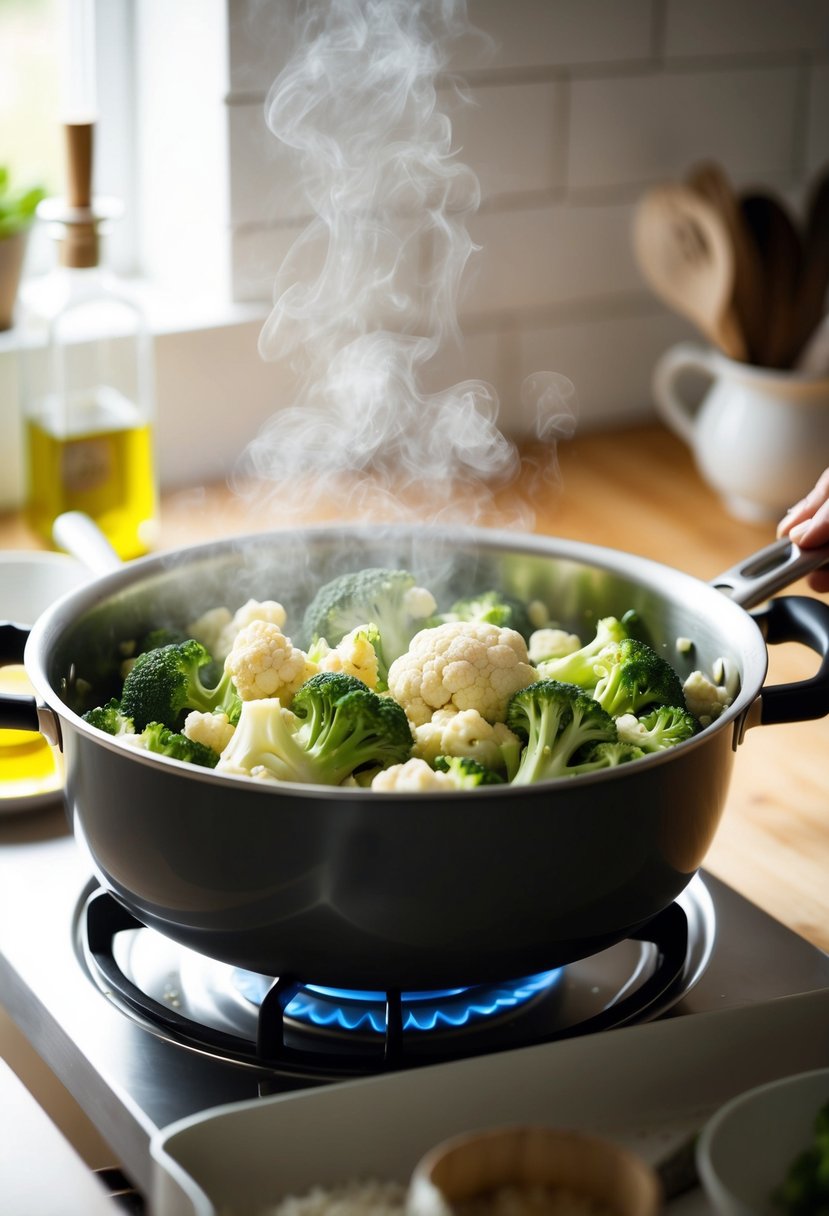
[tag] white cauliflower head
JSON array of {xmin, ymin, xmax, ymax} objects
[
  {"xmin": 387, "ymin": 621, "xmax": 538, "ymax": 726},
  {"xmin": 371, "ymin": 757, "xmax": 459, "ymax": 792},
  {"xmin": 413, "ymin": 706, "xmax": 521, "ymax": 775},
  {"xmin": 682, "ymin": 669, "xmax": 734, "ymax": 726},
  {"xmin": 190, "ymin": 600, "xmax": 289, "ymax": 662},
  {"xmin": 183, "ymin": 710, "xmax": 236, "ymax": 754},
  {"xmin": 224, "ymin": 620, "xmax": 316, "ymax": 702},
  {"xmin": 528, "ymin": 627, "xmax": 582, "ymax": 665},
  {"xmin": 314, "ymin": 625, "xmax": 380, "ymax": 690},
  {"xmin": 216, "ymin": 599, "xmax": 288, "ymax": 662}
]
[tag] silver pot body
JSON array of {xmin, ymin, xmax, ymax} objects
[{"xmin": 14, "ymin": 525, "xmax": 828, "ymax": 988}]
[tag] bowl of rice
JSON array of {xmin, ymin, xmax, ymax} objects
[{"xmin": 405, "ymin": 1125, "xmax": 662, "ymax": 1216}]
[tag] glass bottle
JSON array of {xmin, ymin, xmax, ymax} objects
[{"xmin": 20, "ymin": 123, "xmax": 158, "ymax": 560}]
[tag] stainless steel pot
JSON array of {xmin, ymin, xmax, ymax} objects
[{"xmin": 2, "ymin": 524, "xmax": 828, "ymax": 989}]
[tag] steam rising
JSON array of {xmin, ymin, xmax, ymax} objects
[{"xmin": 238, "ymin": 0, "xmax": 576, "ymax": 526}]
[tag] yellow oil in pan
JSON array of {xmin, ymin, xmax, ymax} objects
[{"xmin": 0, "ymin": 665, "xmax": 63, "ymax": 807}]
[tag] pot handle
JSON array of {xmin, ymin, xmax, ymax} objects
[
  {"xmin": 52, "ymin": 510, "xmax": 122, "ymax": 575},
  {"xmin": 0, "ymin": 622, "xmax": 51, "ymax": 736},
  {"xmin": 751, "ymin": 596, "xmax": 829, "ymax": 725},
  {"xmin": 711, "ymin": 536, "xmax": 829, "ymax": 609}
]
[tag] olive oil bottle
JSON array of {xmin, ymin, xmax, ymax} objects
[{"xmin": 21, "ymin": 123, "xmax": 158, "ymax": 559}]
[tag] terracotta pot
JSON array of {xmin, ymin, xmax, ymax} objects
[{"xmin": 0, "ymin": 229, "xmax": 28, "ymax": 331}]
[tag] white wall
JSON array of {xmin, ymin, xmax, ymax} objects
[
  {"xmin": 223, "ymin": 0, "xmax": 829, "ymax": 434},
  {"xmin": 1, "ymin": 0, "xmax": 827, "ymax": 508}
]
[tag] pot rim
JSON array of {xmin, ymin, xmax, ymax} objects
[{"xmin": 22, "ymin": 522, "xmax": 769, "ymax": 795}]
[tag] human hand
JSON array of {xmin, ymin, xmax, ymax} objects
[{"xmin": 777, "ymin": 468, "xmax": 829, "ymax": 591}]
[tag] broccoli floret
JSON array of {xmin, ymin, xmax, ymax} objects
[
  {"xmin": 436, "ymin": 590, "xmax": 534, "ymax": 641},
  {"xmin": 568, "ymin": 740, "xmax": 646, "ymax": 773},
  {"xmin": 593, "ymin": 638, "xmax": 686, "ymax": 718},
  {"xmin": 616, "ymin": 704, "xmax": 700, "ymax": 753},
  {"xmin": 83, "ymin": 698, "xmax": 135, "ymax": 736},
  {"xmin": 506, "ymin": 679, "xmax": 617, "ymax": 785},
  {"xmin": 433, "ymin": 754, "xmax": 504, "ymax": 786},
  {"xmin": 121, "ymin": 639, "xmax": 241, "ymax": 731},
  {"xmin": 302, "ymin": 569, "xmax": 436, "ymax": 683},
  {"xmin": 218, "ymin": 671, "xmax": 413, "ymax": 786},
  {"xmin": 773, "ymin": 1099, "xmax": 829, "ymax": 1215},
  {"xmin": 536, "ymin": 616, "xmax": 630, "ymax": 690},
  {"xmin": 141, "ymin": 722, "xmax": 220, "ymax": 769},
  {"xmin": 138, "ymin": 626, "xmax": 190, "ymax": 654}
]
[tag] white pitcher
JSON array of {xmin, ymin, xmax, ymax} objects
[{"xmin": 653, "ymin": 342, "xmax": 829, "ymax": 523}]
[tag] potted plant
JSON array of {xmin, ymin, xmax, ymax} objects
[{"xmin": 0, "ymin": 167, "xmax": 45, "ymax": 330}]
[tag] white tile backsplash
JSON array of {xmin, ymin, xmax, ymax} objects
[
  {"xmin": 457, "ymin": 0, "xmax": 654, "ymax": 72},
  {"xmin": 223, "ymin": 0, "xmax": 828, "ymax": 435},
  {"xmin": 515, "ymin": 310, "xmax": 697, "ymax": 432},
  {"xmin": 807, "ymin": 62, "xmax": 829, "ymax": 176},
  {"xmin": 446, "ymin": 81, "xmax": 566, "ymax": 202},
  {"xmin": 664, "ymin": 0, "xmax": 829, "ymax": 58},
  {"xmin": 464, "ymin": 201, "xmax": 642, "ymax": 316},
  {"xmin": 568, "ymin": 65, "xmax": 801, "ymax": 192}
]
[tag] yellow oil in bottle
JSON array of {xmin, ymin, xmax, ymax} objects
[
  {"xmin": 0, "ymin": 666, "xmax": 63, "ymax": 804},
  {"xmin": 25, "ymin": 392, "xmax": 158, "ymax": 561}
]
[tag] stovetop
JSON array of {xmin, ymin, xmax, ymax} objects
[{"xmin": 1, "ymin": 804, "xmax": 829, "ymax": 1199}]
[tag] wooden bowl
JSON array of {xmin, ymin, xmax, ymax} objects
[{"xmin": 407, "ymin": 1125, "xmax": 662, "ymax": 1216}]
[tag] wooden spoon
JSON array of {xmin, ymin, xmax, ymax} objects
[
  {"xmin": 686, "ymin": 160, "xmax": 766, "ymax": 364},
  {"xmin": 740, "ymin": 191, "xmax": 803, "ymax": 369},
  {"xmin": 633, "ymin": 183, "xmax": 748, "ymax": 360},
  {"xmin": 791, "ymin": 165, "xmax": 829, "ymax": 366}
]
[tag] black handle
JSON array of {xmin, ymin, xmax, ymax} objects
[
  {"xmin": 0, "ymin": 622, "xmax": 40, "ymax": 733},
  {"xmin": 0, "ymin": 622, "xmax": 29, "ymax": 664},
  {"xmin": 751, "ymin": 596, "xmax": 829, "ymax": 725}
]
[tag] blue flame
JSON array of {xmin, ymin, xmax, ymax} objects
[{"xmin": 232, "ymin": 970, "xmax": 563, "ymax": 1034}]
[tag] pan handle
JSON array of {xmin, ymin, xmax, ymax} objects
[
  {"xmin": 0, "ymin": 621, "xmax": 38, "ymax": 734},
  {"xmin": 711, "ymin": 537, "xmax": 829, "ymax": 609},
  {"xmin": 750, "ymin": 596, "xmax": 829, "ymax": 725},
  {"xmin": 52, "ymin": 510, "xmax": 122, "ymax": 575}
]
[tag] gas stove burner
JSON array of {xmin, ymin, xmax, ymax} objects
[
  {"xmin": 78, "ymin": 878, "xmax": 716, "ymax": 1079},
  {"xmin": 232, "ymin": 969, "xmax": 563, "ymax": 1035}
]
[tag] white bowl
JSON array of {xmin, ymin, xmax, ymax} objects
[
  {"xmin": 0, "ymin": 549, "xmax": 91, "ymax": 628},
  {"xmin": 697, "ymin": 1067, "xmax": 829, "ymax": 1216},
  {"xmin": 1, "ymin": 550, "xmax": 92, "ymax": 814},
  {"xmin": 407, "ymin": 1125, "xmax": 662, "ymax": 1216}
]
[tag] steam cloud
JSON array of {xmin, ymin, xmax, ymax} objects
[{"xmin": 238, "ymin": 0, "xmax": 577, "ymax": 526}]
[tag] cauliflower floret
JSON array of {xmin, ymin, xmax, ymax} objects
[
  {"xmin": 615, "ymin": 712, "xmax": 648, "ymax": 746},
  {"xmin": 528, "ymin": 627, "xmax": 582, "ymax": 665},
  {"xmin": 183, "ymin": 710, "xmax": 236, "ymax": 754},
  {"xmin": 387, "ymin": 621, "xmax": 538, "ymax": 727},
  {"xmin": 371, "ymin": 757, "xmax": 459, "ymax": 792},
  {"xmin": 215, "ymin": 599, "xmax": 289, "ymax": 661},
  {"xmin": 224, "ymin": 620, "xmax": 317, "ymax": 702},
  {"xmin": 314, "ymin": 626, "xmax": 380, "ymax": 690},
  {"xmin": 413, "ymin": 706, "xmax": 521, "ymax": 775},
  {"xmin": 190, "ymin": 601, "xmax": 290, "ymax": 662},
  {"xmin": 683, "ymin": 670, "xmax": 733, "ymax": 726},
  {"xmin": 402, "ymin": 585, "xmax": 438, "ymax": 621},
  {"xmin": 188, "ymin": 606, "xmax": 233, "ymax": 657}
]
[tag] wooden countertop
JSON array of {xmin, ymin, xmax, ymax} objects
[{"xmin": 2, "ymin": 422, "xmax": 828, "ymax": 953}]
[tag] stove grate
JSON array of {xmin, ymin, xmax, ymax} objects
[{"xmin": 82, "ymin": 888, "xmax": 690, "ymax": 1079}]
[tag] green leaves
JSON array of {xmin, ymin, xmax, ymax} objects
[{"xmin": 0, "ymin": 166, "xmax": 45, "ymax": 239}]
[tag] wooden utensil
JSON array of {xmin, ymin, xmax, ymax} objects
[
  {"xmin": 792, "ymin": 165, "xmax": 829, "ymax": 366},
  {"xmin": 686, "ymin": 161, "xmax": 767, "ymax": 364},
  {"xmin": 633, "ymin": 184, "xmax": 748, "ymax": 360},
  {"xmin": 740, "ymin": 190, "xmax": 803, "ymax": 369}
]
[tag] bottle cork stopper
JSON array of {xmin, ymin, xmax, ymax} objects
[
  {"xmin": 61, "ymin": 122, "xmax": 99, "ymax": 268},
  {"xmin": 65, "ymin": 123, "xmax": 94, "ymax": 209}
]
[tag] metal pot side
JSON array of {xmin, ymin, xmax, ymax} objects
[{"xmin": 26, "ymin": 526, "xmax": 769, "ymax": 988}]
